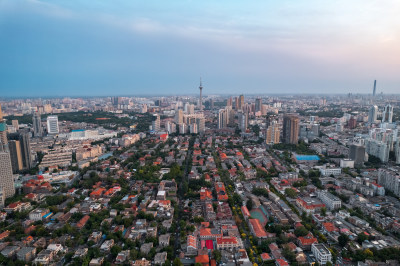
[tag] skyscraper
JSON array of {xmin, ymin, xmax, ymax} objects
[
  {"xmin": 382, "ymin": 104, "xmax": 393, "ymax": 123},
  {"xmin": 175, "ymin": 109, "xmax": 183, "ymax": 124},
  {"xmin": 47, "ymin": 115, "xmax": 59, "ymax": 134},
  {"xmin": 218, "ymin": 109, "xmax": 228, "ymax": 129},
  {"xmin": 238, "ymin": 95, "xmax": 244, "ymax": 110},
  {"xmin": 0, "ymin": 104, "xmax": 7, "ymax": 146},
  {"xmin": 152, "ymin": 114, "xmax": 160, "ymax": 132},
  {"xmin": 266, "ymin": 120, "xmax": 280, "ymax": 144},
  {"xmin": 8, "ymin": 130, "xmax": 32, "ymax": 172},
  {"xmin": 373, "ymin": 80, "xmax": 377, "ymax": 97},
  {"xmin": 32, "ymin": 111, "xmax": 43, "ymax": 137},
  {"xmin": 283, "ymin": 114, "xmax": 299, "ymax": 144},
  {"xmin": 199, "ymin": 78, "xmax": 203, "ymax": 112},
  {"xmin": 227, "ymin": 97, "xmax": 232, "ymax": 107},
  {"xmin": 238, "ymin": 111, "xmax": 248, "ymax": 132},
  {"xmin": 0, "ymin": 144, "xmax": 15, "ymax": 200},
  {"xmin": 255, "ymin": 98, "xmax": 262, "ymax": 113},
  {"xmin": 349, "ymin": 144, "xmax": 365, "ymax": 167},
  {"xmin": 368, "ymin": 105, "xmax": 378, "ymax": 124}
]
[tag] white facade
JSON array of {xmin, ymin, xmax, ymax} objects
[
  {"xmin": 320, "ymin": 168, "xmax": 342, "ymax": 176},
  {"xmin": 340, "ymin": 159, "xmax": 354, "ymax": 168},
  {"xmin": 318, "ymin": 191, "xmax": 341, "ymax": 210},
  {"xmin": 46, "ymin": 116, "xmax": 59, "ymax": 134},
  {"xmin": 311, "ymin": 243, "xmax": 332, "ymax": 265}
]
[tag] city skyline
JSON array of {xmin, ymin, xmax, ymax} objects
[{"xmin": 1, "ymin": 0, "xmax": 400, "ymax": 96}]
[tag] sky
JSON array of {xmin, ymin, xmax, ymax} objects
[{"xmin": 0, "ymin": 0, "xmax": 399, "ymax": 97}]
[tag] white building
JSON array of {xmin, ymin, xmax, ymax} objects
[
  {"xmin": 311, "ymin": 243, "xmax": 332, "ymax": 265},
  {"xmin": 319, "ymin": 168, "xmax": 342, "ymax": 176},
  {"xmin": 340, "ymin": 159, "xmax": 354, "ymax": 168},
  {"xmin": 377, "ymin": 168, "xmax": 400, "ymax": 197},
  {"xmin": 46, "ymin": 116, "xmax": 59, "ymax": 134},
  {"xmin": 317, "ymin": 191, "xmax": 341, "ymax": 210}
]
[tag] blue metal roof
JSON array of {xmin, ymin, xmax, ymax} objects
[{"xmin": 295, "ymin": 155, "xmax": 320, "ymax": 161}]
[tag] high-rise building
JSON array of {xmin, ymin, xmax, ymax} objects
[
  {"xmin": 373, "ymin": 80, "xmax": 377, "ymax": 97},
  {"xmin": 8, "ymin": 140, "xmax": 23, "ymax": 173},
  {"xmin": 12, "ymin": 120, "xmax": 19, "ymax": 131},
  {"xmin": 266, "ymin": 121, "xmax": 280, "ymax": 144},
  {"xmin": 255, "ymin": 98, "xmax": 262, "ymax": 113},
  {"xmin": 238, "ymin": 95, "xmax": 244, "ymax": 110},
  {"xmin": 348, "ymin": 116, "xmax": 357, "ymax": 129},
  {"xmin": 152, "ymin": 114, "xmax": 161, "ymax": 132},
  {"xmin": 233, "ymin": 97, "xmax": 239, "ymax": 110},
  {"xmin": 238, "ymin": 111, "xmax": 248, "ymax": 132},
  {"xmin": 378, "ymin": 169, "xmax": 400, "ymax": 197},
  {"xmin": 8, "ymin": 130, "xmax": 32, "ymax": 172},
  {"xmin": 47, "ymin": 115, "xmax": 59, "ymax": 134},
  {"xmin": 0, "ymin": 144, "xmax": 15, "ymax": 200},
  {"xmin": 0, "ymin": 104, "xmax": 7, "ymax": 146},
  {"xmin": 282, "ymin": 114, "xmax": 299, "ymax": 144},
  {"xmin": 382, "ymin": 104, "xmax": 393, "ymax": 123},
  {"xmin": 196, "ymin": 117, "xmax": 205, "ymax": 133},
  {"xmin": 227, "ymin": 97, "xmax": 232, "ymax": 107},
  {"xmin": 368, "ymin": 105, "xmax": 378, "ymax": 124},
  {"xmin": 32, "ymin": 111, "xmax": 43, "ymax": 137},
  {"xmin": 218, "ymin": 109, "xmax": 228, "ymax": 129},
  {"xmin": 175, "ymin": 110, "xmax": 183, "ymax": 124}
]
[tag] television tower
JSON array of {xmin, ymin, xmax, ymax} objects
[{"xmin": 199, "ymin": 78, "xmax": 203, "ymax": 112}]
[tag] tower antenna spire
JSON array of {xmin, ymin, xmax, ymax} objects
[{"xmin": 199, "ymin": 77, "xmax": 203, "ymax": 111}]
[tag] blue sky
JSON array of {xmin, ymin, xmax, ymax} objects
[{"xmin": 0, "ymin": 0, "xmax": 399, "ymax": 96}]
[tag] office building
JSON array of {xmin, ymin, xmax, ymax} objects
[
  {"xmin": 238, "ymin": 95, "xmax": 244, "ymax": 110},
  {"xmin": 368, "ymin": 105, "xmax": 378, "ymax": 124},
  {"xmin": 282, "ymin": 114, "xmax": 299, "ymax": 144},
  {"xmin": 46, "ymin": 116, "xmax": 59, "ymax": 134},
  {"xmin": 0, "ymin": 104, "xmax": 7, "ymax": 146},
  {"xmin": 0, "ymin": 145, "xmax": 15, "ymax": 200},
  {"xmin": 349, "ymin": 145, "xmax": 365, "ymax": 167},
  {"xmin": 8, "ymin": 131, "xmax": 32, "ymax": 172},
  {"xmin": 32, "ymin": 111, "xmax": 43, "ymax": 137},
  {"xmin": 255, "ymin": 98, "xmax": 262, "ymax": 112}
]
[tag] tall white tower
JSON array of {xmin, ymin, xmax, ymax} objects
[{"xmin": 199, "ymin": 78, "xmax": 203, "ymax": 112}]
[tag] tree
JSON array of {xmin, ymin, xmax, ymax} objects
[
  {"xmin": 357, "ymin": 232, "xmax": 368, "ymax": 244},
  {"xmin": 110, "ymin": 245, "xmax": 122, "ymax": 258},
  {"xmin": 173, "ymin": 258, "xmax": 183, "ymax": 266},
  {"xmin": 338, "ymin": 234, "xmax": 349, "ymax": 247},
  {"xmin": 294, "ymin": 226, "xmax": 309, "ymax": 237},
  {"xmin": 246, "ymin": 199, "xmax": 253, "ymax": 211},
  {"xmin": 320, "ymin": 207, "xmax": 327, "ymax": 216},
  {"xmin": 284, "ymin": 188, "xmax": 298, "ymax": 199},
  {"xmin": 212, "ymin": 250, "xmax": 222, "ymax": 262}
]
